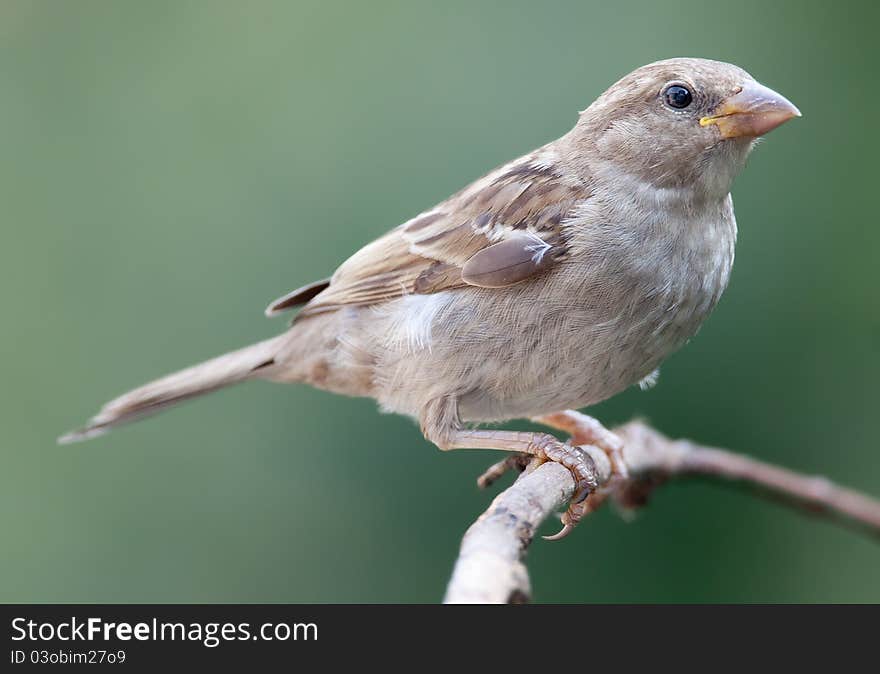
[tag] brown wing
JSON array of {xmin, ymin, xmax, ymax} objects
[{"xmin": 275, "ymin": 153, "xmax": 586, "ymax": 319}]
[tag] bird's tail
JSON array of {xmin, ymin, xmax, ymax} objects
[{"xmin": 58, "ymin": 335, "xmax": 286, "ymax": 444}]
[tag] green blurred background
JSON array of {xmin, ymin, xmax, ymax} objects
[{"xmin": 2, "ymin": 0, "xmax": 878, "ymax": 603}]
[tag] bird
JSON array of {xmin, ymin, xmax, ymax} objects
[{"xmin": 60, "ymin": 58, "xmax": 800, "ymax": 538}]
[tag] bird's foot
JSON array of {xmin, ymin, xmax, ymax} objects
[
  {"xmin": 531, "ymin": 411, "xmax": 630, "ymax": 540},
  {"xmin": 443, "ymin": 426, "xmax": 614, "ymax": 540},
  {"xmin": 534, "ymin": 436, "xmax": 602, "ymax": 506},
  {"xmin": 475, "ymin": 436, "xmax": 600, "ymax": 505},
  {"xmin": 539, "ymin": 443, "xmax": 616, "ymax": 540},
  {"xmin": 534, "ymin": 411, "xmax": 629, "ymax": 481},
  {"xmin": 475, "ymin": 438, "xmax": 606, "ymax": 541}
]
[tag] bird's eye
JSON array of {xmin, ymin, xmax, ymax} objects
[{"xmin": 664, "ymin": 84, "xmax": 693, "ymax": 109}]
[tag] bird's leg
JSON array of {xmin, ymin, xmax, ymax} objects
[
  {"xmin": 439, "ymin": 429, "xmax": 604, "ymax": 539},
  {"xmin": 533, "ymin": 410, "xmax": 629, "ymax": 481}
]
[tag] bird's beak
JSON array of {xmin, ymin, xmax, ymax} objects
[{"xmin": 700, "ymin": 82, "xmax": 801, "ymax": 139}]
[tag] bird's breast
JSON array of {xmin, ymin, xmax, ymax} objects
[
  {"xmin": 616, "ymin": 195, "xmax": 734, "ymax": 344},
  {"xmin": 548, "ymin": 193, "xmax": 737, "ymax": 395}
]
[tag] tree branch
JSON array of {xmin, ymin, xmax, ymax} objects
[{"xmin": 443, "ymin": 419, "xmax": 880, "ymax": 604}]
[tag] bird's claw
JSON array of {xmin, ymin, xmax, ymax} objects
[
  {"xmin": 542, "ymin": 522, "xmax": 575, "ymax": 542},
  {"xmin": 543, "ymin": 490, "xmax": 608, "ymax": 540}
]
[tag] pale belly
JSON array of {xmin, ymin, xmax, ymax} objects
[{"xmin": 364, "ymin": 258, "xmax": 726, "ymax": 424}]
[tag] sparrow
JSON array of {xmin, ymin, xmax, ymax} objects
[{"xmin": 61, "ymin": 58, "xmax": 800, "ymax": 538}]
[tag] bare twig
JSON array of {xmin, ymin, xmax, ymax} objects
[{"xmin": 443, "ymin": 418, "xmax": 880, "ymax": 604}]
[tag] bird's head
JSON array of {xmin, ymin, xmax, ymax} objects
[{"xmin": 573, "ymin": 58, "xmax": 800, "ymax": 199}]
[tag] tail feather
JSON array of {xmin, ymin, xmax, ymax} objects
[{"xmin": 59, "ymin": 335, "xmax": 285, "ymax": 444}]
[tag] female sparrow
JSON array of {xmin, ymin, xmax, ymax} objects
[{"xmin": 61, "ymin": 58, "xmax": 800, "ymax": 538}]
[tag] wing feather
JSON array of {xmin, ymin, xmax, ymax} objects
[{"xmin": 274, "ymin": 150, "xmax": 587, "ymax": 319}]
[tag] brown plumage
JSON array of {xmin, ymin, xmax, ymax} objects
[
  {"xmin": 60, "ymin": 58, "xmax": 799, "ymax": 535},
  {"xmin": 289, "ymin": 162, "xmax": 578, "ymax": 315}
]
